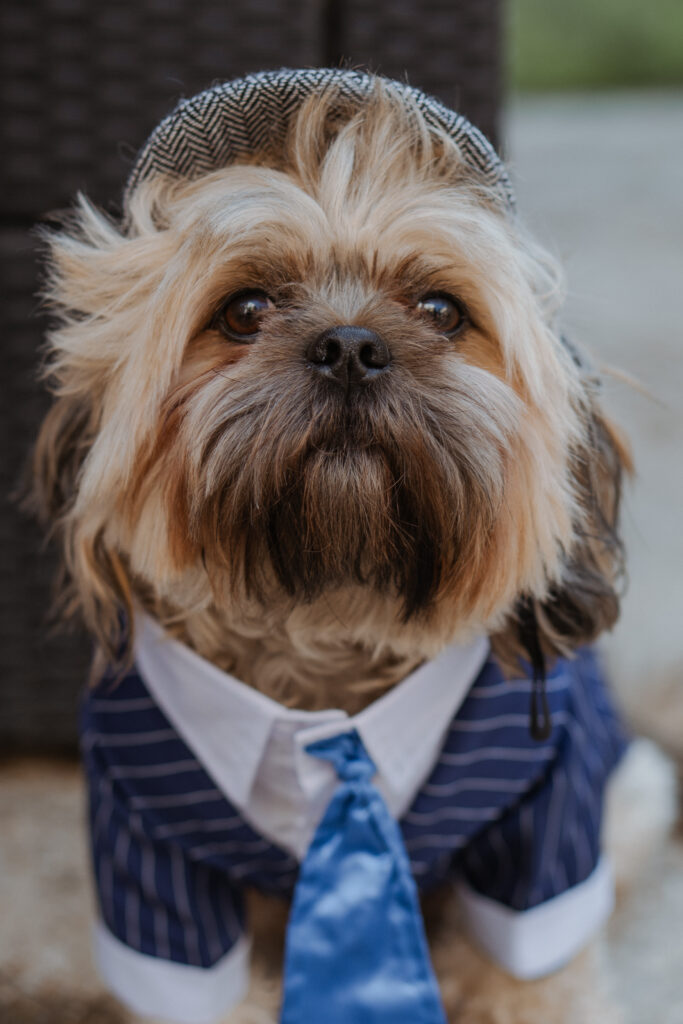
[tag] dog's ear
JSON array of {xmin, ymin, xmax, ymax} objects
[
  {"xmin": 498, "ymin": 394, "xmax": 631, "ymax": 671},
  {"xmin": 29, "ymin": 203, "xmax": 146, "ymax": 667},
  {"xmin": 31, "ymin": 392, "xmax": 93, "ymax": 525},
  {"xmin": 538, "ymin": 402, "xmax": 631, "ymax": 651},
  {"xmin": 31, "ymin": 391, "xmax": 135, "ymax": 667}
]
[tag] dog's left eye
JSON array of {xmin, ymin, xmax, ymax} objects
[
  {"xmin": 415, "ymin": 293, "xmax": 466, "ymax": 335},
  {"xmin": 216, "ymin": 291, "xmax": 274, "ymax": 339}
]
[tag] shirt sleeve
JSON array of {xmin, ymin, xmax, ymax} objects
[
  {"xmin": 88, "ymin": 787, "xmax": 250, "ymax": 1024},
  {"xmin": 455, "ymin": 652, "xmax": 626, "ymax": 980}
]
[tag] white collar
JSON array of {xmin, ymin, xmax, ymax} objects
[{"xmin": 135, "ymin": 614, "xmax": 489, "ymax": 857}]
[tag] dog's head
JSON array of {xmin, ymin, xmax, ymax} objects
[{"xmin": 33, "ymin": 72, "xmax": 629, "ymax": 684}]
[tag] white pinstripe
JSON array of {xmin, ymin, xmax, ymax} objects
[
  {"xmin": 420, "ymin": 776, "xmax": 530, "ymax": 798},
  {"xmin": 139, "ymin": 831, "xmax": 170, "ymax": 960},
  {"xmin": 92, "ymin": 777, "xmax": 113, "ymax": 844},
  {"xmin": 436, "ymin": 745, "xmax": 556, "ymax": 767},
  {"xmin": 404, "ymin": 833, "xmax": 468, "ymax": 853},
  {"xmin": 125, "ymin": 821, "xmax": 142, "ymax": 952},
  {"xmin": 403, "ymin": 804, "xmax": 501, "ymax": 826},
  {"xmin": 448, "ymin": 710, "xmax": 570, "ymax": 733},
  {"xmin": 130, "ymin": 788, "xmax": 223, "ymax": 809},
  {"xmin": 572, "ymin": 672, "xmax": 613, "ymax": 750},
  {"xmin": 539, "ymin": 770, "xmax": 568, "ymax": 903},
  {"xmin": 569, "ymin": 810, "xmax": 591, "ymax": 880},
  {"xmin": 467, "ymin": 677, "xmax": 569, "ymax": 699},
  {"xmin": 82, "ymin": 728, "xmax": 177, "ymax": 749},
  {"xmin": 187, "ymin": 837, "xmax": 271, "ymax": 860},
  {"xmin": 153, "ymin": 815, "xmax": 244, "ymax": 840},
  {"xmin": 93, "ymin": 778, "xmax": 116, "ymax": 928},
  {"xmin": 196, "ymin": 864, "xmax": 224, "ymax": 964},
  {"xmin": 108, "ymin": 759, "xmax": 202, "ymax": 780},
  {"xmin": 99, "ymin": 852, "xmax": 115, "ymax": 932},
  {"xmin": 170, "ymin": 844, "xmax": 201, "ymax": 967},
  {"xmin": 114, "ymin": 826, "xmax": 133, "ymax": 947},
  {"xmin": 566, "ymin": 755, "xmax": 597, "ymax": 875},
  {"xmin": 564, "ymin": 715, "xmax": 605, "ymax": 782}
]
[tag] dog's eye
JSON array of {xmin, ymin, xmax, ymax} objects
[
  {"xmin": 415, "ymin": 293, "xmax": 466, "ymax": 335},
  {"xmin": 217, "ymin": 291, "xmax": 273, "ymax": 339}
]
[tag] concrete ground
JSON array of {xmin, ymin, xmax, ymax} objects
[{"xmin": 1, "ymin": 92, "xmax": 682, "ymax": 1023}]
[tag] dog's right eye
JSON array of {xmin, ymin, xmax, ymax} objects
[
  {"xmin": 415, "ymin": 293, "xmax": 466, "ymax": 336},
  {"xmin": 215, "ymin": 291, "xmax": 274, "ymax": 340}
]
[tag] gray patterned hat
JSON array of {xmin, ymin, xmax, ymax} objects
[{"xmin": 126, "ymin": 67, "xmax": 515, "ymax": 211}]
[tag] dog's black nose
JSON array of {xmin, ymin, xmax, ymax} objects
[{"xmin": 306, "ymin": 326, "xmax": 391, "ymax": 389}]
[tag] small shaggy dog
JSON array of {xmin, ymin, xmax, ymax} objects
[{"xmin": 33, "ymin": 70, "xmax": 632, "ymax": 1023}]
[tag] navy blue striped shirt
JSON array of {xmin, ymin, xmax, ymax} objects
[{"xmin": 81, "ymin": 641, "xmax": 627, "ymax": 987}]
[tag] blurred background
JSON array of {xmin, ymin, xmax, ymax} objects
[
  {"xmin": 507, "ymin": 0, "xmax": 683, "ymax": 752},
  {"xmin": 1, "ymin": 1, "xmax": 682, "ymax": 1021}
]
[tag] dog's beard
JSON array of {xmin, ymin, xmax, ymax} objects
[{"xmin": 182, "ymin": 357, "xmax": 513, "ymax": 618}]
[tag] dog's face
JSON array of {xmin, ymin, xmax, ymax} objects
[{"xmin": 34, "ymin": 84, "xmax": 628, "ymax": 679}]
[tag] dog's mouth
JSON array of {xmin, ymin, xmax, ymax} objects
[
  {"xmin": 261, "ymin": 447, "xmax": 449, "ymax": 617},
  {"xmin": 193, "ymin": 368, "xmax": 502, "ymax": 618},
  {"xmin": 303, "ymin": 420, "xmax": 385, "ymax": 457},
  {"xmin": 199, "ymin": 414, "xmax": 463, "ymax": 618}
]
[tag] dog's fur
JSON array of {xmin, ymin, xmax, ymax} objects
[{"xmin": 33, "ymin": 81, "xmax": 631, "ymax": 1022}]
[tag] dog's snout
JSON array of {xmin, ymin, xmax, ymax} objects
[{"xmin": 306, "ymin": 326, "xmax": 391, "ymax": 389}]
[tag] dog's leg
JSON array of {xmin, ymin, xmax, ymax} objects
[{"xmin": 431, "ymin": 928, "xmax": 622, "ymax": 1024}]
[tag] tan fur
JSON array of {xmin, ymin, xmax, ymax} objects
[{"xmin": 32, "ymin": 79, "xmax": 631, "ymax": 1019}]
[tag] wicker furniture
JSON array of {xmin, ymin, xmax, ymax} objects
[{"xmin": 0, "ymin": 0, "xmax": 502, "ymax": 751}]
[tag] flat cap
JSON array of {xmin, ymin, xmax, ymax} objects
[{"xmin": 126, "ymin": 67, "xmax": 514, "ymax": 210}]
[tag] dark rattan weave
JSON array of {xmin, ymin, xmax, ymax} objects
[
  {"xmin": 2, "ymin": 0, "xmax": 502, "ymax": 751},
  {"xmin": 1, "ymin": 229, "xmax": 92, "ymax": 751},
  {"xmin": 0, "ymin": 0, "xmax": 324, "ymax": 218},
  {"xmin": 333, "ymin": 0, "xmax": 501, "ymax": 147}
]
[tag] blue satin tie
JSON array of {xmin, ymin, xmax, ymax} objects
[{"xmin": 280, "ymin": 729, "xmax": 448, "ymax": 1024}]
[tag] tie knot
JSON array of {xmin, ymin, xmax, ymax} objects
[{"xmin": 305, "ymin": 729, "xmax": 376, "ymax": 782}]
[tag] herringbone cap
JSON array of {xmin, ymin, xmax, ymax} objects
[{"xmin": 126, "ymin": 67, "xmax": 514, "ymax": 210}]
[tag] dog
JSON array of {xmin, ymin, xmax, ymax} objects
[{"xmin": 32, "ymin": 69, "xmax": 633, "ymax": 1024}]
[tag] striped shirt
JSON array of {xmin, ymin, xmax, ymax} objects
[{"xmin": 81, "ymin": 616, "xmax": 627, "ymax": 1024}]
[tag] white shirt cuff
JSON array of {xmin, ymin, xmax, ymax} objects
[
  {"xmin": 93, "ymin": 919, "xmax": 250, "ymax": 1023},
  {"xmin": 457, "ymin": 857, "xmax": 614, "ymax": 980}
]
